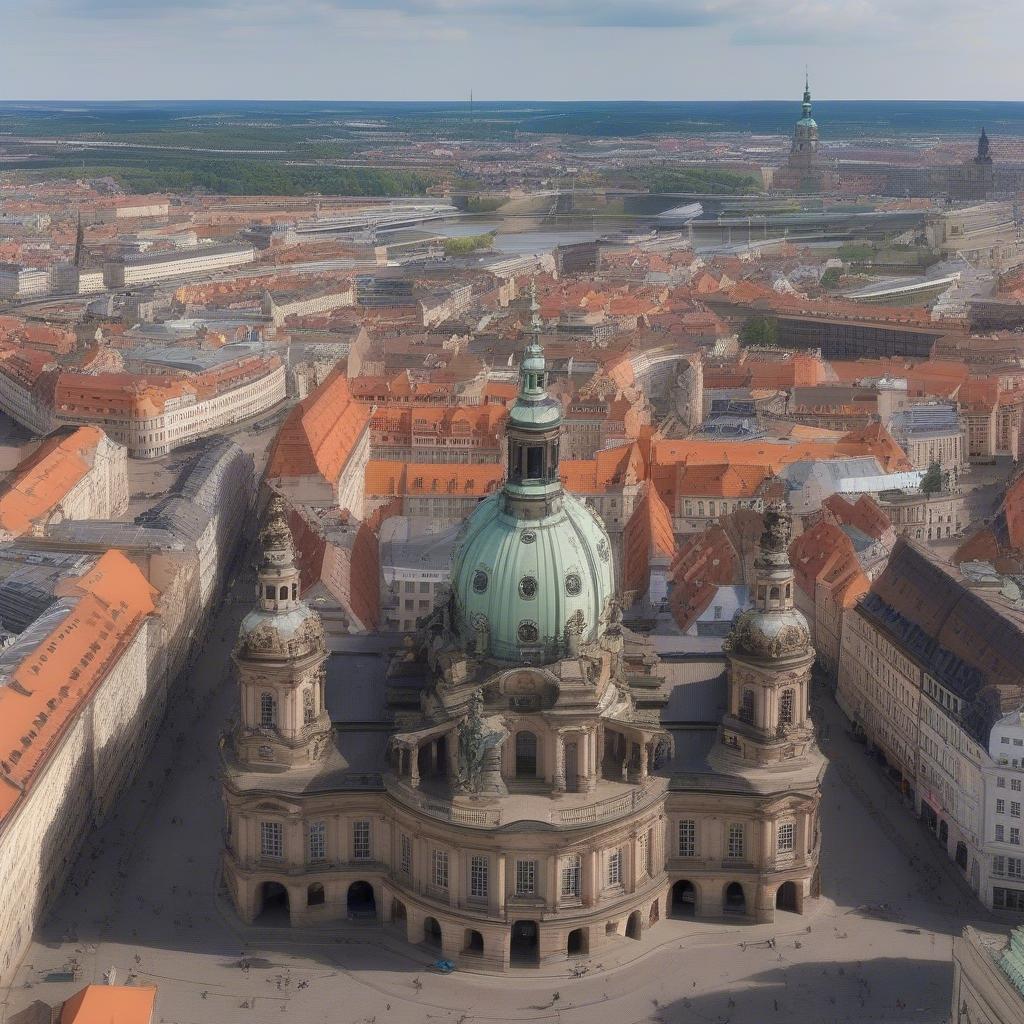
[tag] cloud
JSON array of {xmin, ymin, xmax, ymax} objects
[{"xmin": 41, "ymin": 0, "xmax": 1012, "ymax": 45}]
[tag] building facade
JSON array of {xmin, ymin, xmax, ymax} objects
[{"xmin": 221, "ymin": 304, "xmax": 825, "ymax": 970}]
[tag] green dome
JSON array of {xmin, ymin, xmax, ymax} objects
[{"xmin": 450, "ymin": 488, "xmax": 614, "ymax": 663}]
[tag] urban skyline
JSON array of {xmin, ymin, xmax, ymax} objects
[{"xmin": 0, "ymin": 26, "xmax": 1023, "ymax": 1024}]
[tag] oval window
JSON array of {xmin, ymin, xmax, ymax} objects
[
  {"xmin": 565, "ymin": 573, "xmax": 582, "ymax": 596},
  {"xmin": 519, "ymin": 576, "xmax": 538, "ymax": 599},
  {"xmin": 472, "ymin": 570, "xmax": 488, "ymax": 594},
  {"xmin": 518, "ymin": 621, "xmax": 539, "ymax": 644}
]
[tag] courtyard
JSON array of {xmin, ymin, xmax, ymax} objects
[{"xmin": 0, "ymin": 584, "xmax": 999, "ymax": 1024}]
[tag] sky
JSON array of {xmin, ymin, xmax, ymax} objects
[{"xmin": 0, "ymin": 0, "xmax": 1020, "ymax": 101}]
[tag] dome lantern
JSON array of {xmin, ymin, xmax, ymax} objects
[
  {"xmin": 448, "ymin": 285, "xmax": 615, "ymax": 664},
  {"xmin": 503, "ymin": 280, "xmax": 565, "ymax": 521}
]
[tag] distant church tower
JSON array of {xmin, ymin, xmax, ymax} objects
[
  {"xmin": 777, "ymin": 73, "xmax": 834, "ymax": 194},
  {"xmin": 790, "ymin": 74, "xmax": 820, "ymax": 171},
  {"xmin": 949, "ymin": 127, "xmax": 996, "ymax": 202},
  {"xmin": 231, "ymin": 496, "xmax": 331, "ymax": 768}
]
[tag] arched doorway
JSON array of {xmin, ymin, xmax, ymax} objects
[
  {"xmin": 671, "ymin": 880, "xmax": 697, "ymax": 917},
  {"xmin": 391, "ymin": 898, "xmax": 407, "ymax": 922},
  {"xmin": 775, "ymin": 881, "xmax": 799, "ymax": 913},
  {"xmin": 723, "ymin": 882, "xmax": 746, "ymax": 914},
  {"xmin": 346, "ymin": 881, "xmax": 376, "ymax": 919},
  {"xmin": 306, "ymin": 882, "xmax": 325, "ymax": 906},
  {"xmin": 256, "ymin": 881, "xmax": 290, "ymax": 925},
  {"xmin": 515, "ymin": 732, "xmax": 538, "ymax": 778},
  {"xmin": 625, "ymin": 911, "xmax": 642, "ymax": 940},
  {"xmin": 567, "ymin": 928, "xmax": 588, "ymax": 956},
  {"xmin": 649, "ymin": 899, "xmax": 660, "ymax": 926},
  {"xmin": 423, "ymin": 917, "xmax": 442, "ymax": 948},
  {"xmin": 510, "ymin": 920, "xmax": 539, "ymax": 964},
  {"xmin": 464, "ymin": 929, "xmax": 484, "ymax": 955},
  {"xmin": 955, "ymin": 842, "xmax": 968, "ymax": 870}
]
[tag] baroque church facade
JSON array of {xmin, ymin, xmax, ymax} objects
[{"xmin": 220, "ymin": 297, "xmax": 826, "ymax": 970}]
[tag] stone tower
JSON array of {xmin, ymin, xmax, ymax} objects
[
  {"xmin": 231, "ymin": 496, "xmax": 331, "ymax": 768},
  {"xmin": 790, "ymin": 73, "xmax": 820, "ymax": 173},
  {"xmin": 718, "ymin": 501, "xmax": 817, "ymax": 767}
]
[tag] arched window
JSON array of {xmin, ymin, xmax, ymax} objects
[
  {"xmin": 515, "ymin": 731, "xmax": 538, "ymax": 777},
  {"xmin": 291, "ymin": 583, "xmax": 298, "ymax": 600},
  {"xmin": 303, "ymin": 688, "xmax": 315, "ymax": 724},
  {"xmin": 779, "ymin": 688, "xmax": 795, "ymax": 726},
  {"xmin": 279, "ymin": 585, "xmax": 289, "ymax": 600},
  {"xmin": 260, "ymin": 692, "xmax": 276, "ymax": 728},
  {"xmin": 265, "ymin": 585, "xmax": 275, "ymax": 600},
  {"xmin": 739, "ymin": 689, "xmax": 755, "ymax": 725},
  {"xmin": 769, "ymin": 586, "xmax": 780, "ymax": 601}
]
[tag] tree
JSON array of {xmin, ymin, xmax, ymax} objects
[
  {"xmin": 739, "ymin": 316, "xmax": 778, "ymax": 347},
  {"xmin": 920, "ymin": 461, "xmax": 943, "ymax": 496},
  {"xmin": 819, "ymin": 267, "xmax": 842, "ymax": 290}
]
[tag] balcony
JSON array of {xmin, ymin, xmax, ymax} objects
[{"xmin": 386, "ymin": 777, "xmax": 665, "ymax": 830}]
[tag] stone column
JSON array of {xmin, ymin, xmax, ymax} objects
[
  {"xmin": 429, "ymin": 741, "xmax": 438, "ymax": 775},
  {"xmin": 409, "ymin": 745, "xmax": 420, "ymax": 790},
  {"xmin": 583, "ymin": 731, "xmax": 597, "ymax": 793},
  {"xmin": 623, "ymin": 836, "xmax": 636, "ymax": 894},
  {"xmin": 552, "ymin": 731, "xmax": 566, "ymax": 793},
  {"xmin": 547, "ymin": 856, "xmax": 560, "ymax": 911},
  {"xmin": 583, "ymin": 849, "xmax": 598, "ymax": 907},
  {"xmin": 491, "ymin": 853, "xmax": 506, "ymax": 917},
  {"xmin": 638, "ymin": 742, "xmax": 649, "ymax": 783},
  {"xmin": 446, "ymin": 730, "xmax": 459, "ymax": 781},
  {"xmin": 762, "ymin": 819, "xmax": 774, "ymax": 867},
  {"xmin": 451, "ymin": 849, "xmax": 463, "ymax": 909}
]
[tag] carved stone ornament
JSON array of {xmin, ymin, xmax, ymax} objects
[
  {"xmin": 727, "ymin": 613, "xmax": 810, "ymax": 660},
  {"xmin": 760, "ymin": 500, "xmax": 792, "ymax": 554},
  {"xmin": 457, "ymin": 689, "xmax": 506, "ymax": 794}
]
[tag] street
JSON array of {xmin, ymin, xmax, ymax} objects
[{"xmin": 0, "ymin": 596, "xmax": 997, "ymax": 1023}]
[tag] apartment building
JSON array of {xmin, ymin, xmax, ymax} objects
[
  {"xmin": 103, "ymin": 243, "xmax": 256, "ymax": 288},
  {"xmin": 265, "ymin": 367, "xmax": 371, "ymax": 514},
  {"xmin": 0, "ymin": 427, "xmax": 128, "ymax": 541},
  {"xmin": 836, "ymin": 543, "xmax": 1024, "ymax": 910},
  {"xmin": 0, "ymin": 350, "xmax": 285, "ymax": 459}
]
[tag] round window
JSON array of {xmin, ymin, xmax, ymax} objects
[
  {"xmin": 520, "ymin": 530, "xmax": 537, "ymax": 545},
  {"xmin": 519, "ymin": 576, "xmax": 538, "ymax": 599},
  {"xmin": 565, "ymin": 573, "xmax": 582, "ymax": 596},
  {"xmin": 472, "ymin": 570, "xmax": 488, "ymax": 594},
  {"xmin": 518, "ymin": 621, "xmax": 539, "ymax": 644}
]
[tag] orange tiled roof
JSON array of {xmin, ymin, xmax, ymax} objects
[
  {"xmin": 266, "ymin": 367, "xmax": 370, "ymax": 484},
  {"xmin": 0, "ymin": 551, "xmax": 157, "ymax": 822},
  {"xmin": 0, "ymin": 426, "xmax": 106, "ymax": 536},
  {"xmin": 60, "ymin": 984, "xmax": 157, "ymax": 1024},
  {"xmin": 364, "ymin": 460, "xmax": 503, "ymax": 498},
  {"xmin": 622, "ymin": 482, "xmax": 676, "ymax": 596},
  {"xmin": 674, "ymin": 463, "xmax": 773, "ymax": 499},
  {"xmin": 667, "ymin": 525, "xmax": 739, "ymax": 631},
  {"xmin": 789, "ymin": 520, "xmax": 869, "ymax": 609},
  {"xmin": 822, "ymin": 493, "xmax": 892, "ymax": 541}
]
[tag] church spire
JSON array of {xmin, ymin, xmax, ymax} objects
[
  {"xmin": 802, "ymin": 70, "xmax": 812, "ymax": 118},
  {"xmin": 503, "ymin": 277, "xmax": 563, "ymax": 515}
]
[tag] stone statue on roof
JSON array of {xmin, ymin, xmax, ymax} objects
[
  {"xmin": 457, "ymin": 689, "xmax": 507, "ymax": 795},
  {"xmin": 760, "ymin": 500, "xmax": 792, "ymax": 554}
]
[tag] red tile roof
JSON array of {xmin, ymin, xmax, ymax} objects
[
  {"xmin": 266, "ymin": 367, "xmax": 370, "ymax": 484},
  {"xmin": 0, "ymin": 551, "xmax": 157, "ymax": 823},
  {"xmin": 0, "ymin": 426, "xmax": 107, "ymax": 536}
]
